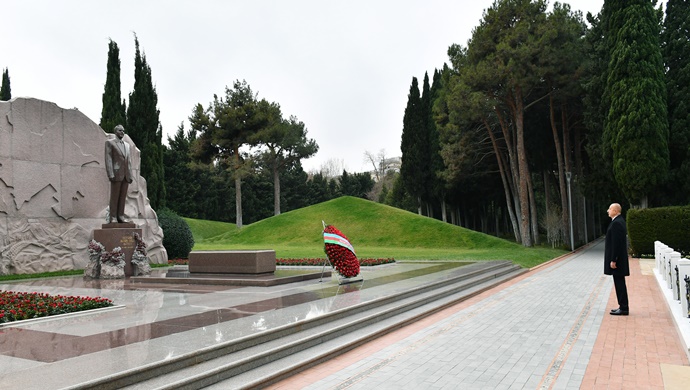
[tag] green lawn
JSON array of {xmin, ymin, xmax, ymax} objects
[{"xmin": 185, "ymin": 196, "xmax": 566, "ymax": 269}]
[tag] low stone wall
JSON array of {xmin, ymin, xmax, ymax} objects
[{"xmin": 655, "ymin": 241, "xmax": 690, "ymax": 318}]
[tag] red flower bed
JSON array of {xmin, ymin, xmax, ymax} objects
[
  {"xmin": 169, "ymin": 258, "xmax": 395, "ymax": 267},
  {"xmin": 276, "ymin": 258, "xmax": 395, "ymax": 266},
  {"xmin": 0, "ymin": 290, "xmax": 113, "ymax": 324},
  {"xmin": 168, "ymin": 258, "xmax": 189, "ymax": 265},
  {"xmin": 359, "ymin": 258, "xmax": 396, "ymax": 266}
]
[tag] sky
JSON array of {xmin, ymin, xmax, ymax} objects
[{"xmin": 2, "ymin": 0, "xmax": 609, "ymax": 173}]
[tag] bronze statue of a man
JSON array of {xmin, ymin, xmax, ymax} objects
[{"xmin": 105, "ymin": 125, "xmax": 133, "ymax": 223}]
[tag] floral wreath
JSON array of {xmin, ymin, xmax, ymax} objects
[
  {"xmin": 131, "ymin": 232, "xmax": 148, "ymax": 265},
  {"xmin": 87, "ymin": 239, "xmax": 125, "ymax": 268},
  {"xmin": 323, "ymin": 223, "xmax": 360, "ymax": 278}
]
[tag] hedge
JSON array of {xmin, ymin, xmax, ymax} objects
[
  {"xmin": 157, "ymin": 208, "xmax": 195, "ymax": 259},
  {"xmin": 627, "ymin": 205, "xmax": 690, "ymax": 256}
]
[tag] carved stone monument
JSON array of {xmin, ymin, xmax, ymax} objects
[{"xmin": 0, "ymin": 97, "xmax": 167, "ymax": 275}]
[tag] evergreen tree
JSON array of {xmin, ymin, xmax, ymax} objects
[
  {"xmin": 280, "ymin": 161, "xmax": 312, "ymax": 211},
  {"xmin": 605, "ymin": 0, "xmax": 669, "ymax": 207},
  {"xmin": 447, "ymin": 0, "xmax": 550, "ymax": 246},
  {"xmin": 338, "ymin": 170, "xmax": 374, "ymax": 199},
  {"xmin": 163, "ymin": 123, "xmax": 196, "ymax": 216},
  {"xmin": 582, "ymin": 4, "xmax": 625, "ymax": 206},
  {"xmin": 191, "ymin": 80, "xmax": 271, "ymax": 228},
  {"xmin": 387, "ymin": 174, "xmax": 416, "ymax": 212},
  {"xmin": 427, "ymin": 69, "xmax": 447, "ymax": 220},
  {"xmin": 100, "ymin": 39, "xmax": 127, "ymax": 133},
  {"xmin": 662, "ymin": 0, "xmax": 690, "ymax": 204},
  {"xmin": 252, "ymin": 108, "xmax": 318, "ymax": 216},
  {"xmin": 419, "ymin": 72, "xmax": 434, "ymax": 216},
  {"xmin": 305, "ymin": 173, "xmax": 332, "ymax": 205},
  {"xmin": 0, "ymin": 68, "xmax": 10, "ymax": 101},
  {"xmin": 241, "ymin": 169, "xmax": 274, "ymax": 224},
  {"xmin": 400, "ymin": 77, "xmax": 425, "ymax": 214},
  {"xmin": 126, "ymin": 35, "xmax": 166, "ymax": 209}
]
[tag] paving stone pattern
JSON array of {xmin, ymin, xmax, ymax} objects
[{"xmin": 299, "ymin": 245, "xmax": 612, "ymax": 390}]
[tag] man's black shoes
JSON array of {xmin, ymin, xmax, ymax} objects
[{"xmin": 610, "ymin": 308, "xmax": 629, "ymax": 316}]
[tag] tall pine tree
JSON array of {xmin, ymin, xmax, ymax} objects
[
  {"xmin": 100, "ymin": 39, "xmax": 127, "ymax": 133},
  {"xmin": 191, "ymin": 80, "xmax": 271, "ymax": 228},
  {"xmin": 0, "ymin": 68, "xmax": 10, "ymax": 101},
  {"xmin": 605, "ymin": 0, "xmax": 669, "ymax": 207},
  {"xmin": 126, "ymin": 35, "xmax": 166, "ymax": 209},
  {"xmin": 662, "ymin": 0, "xmax": 690, "ymax": 204}
]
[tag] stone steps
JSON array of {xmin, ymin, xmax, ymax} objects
[{"xmin": 72, "ymin": 261, "xmax": 525, "ymax": 390}]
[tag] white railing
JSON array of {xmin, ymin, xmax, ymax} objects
[{"xmin": 655, "ymin": 241, "xmax": 690, "ymax": 318}]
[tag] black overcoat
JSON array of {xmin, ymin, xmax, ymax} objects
[{"xmin": 604, "ymin": 216, "xmax": 629, "ymax": 276}]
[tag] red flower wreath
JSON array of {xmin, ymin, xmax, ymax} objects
[{"xmin": 323, "ymin": 224, "xmax": 360, "ymax": 278}]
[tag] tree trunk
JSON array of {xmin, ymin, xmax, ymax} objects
[
  {"xmin": 485, "ymin": 120, "xmax": 521, "ymax": 243},
  {"xmin": 527, "ymin": 171, "xmax": 539, "ymax": 245},
  {"xmin": 441, "ymin": 199, "xmax": 447, "ymax": 223},
  {"xmin": 562, "ymin": 103, "xmax": 574, "ymax": 244},
  {"xmin": 273, "ymin": 164, "xmax": 281, "ymax": 216},
  {"xmin": 514, "ymin": 91, "xmax": 532, "ymax": 247},
  {"xmin": 544, "ymin": 171, "xmax": 551, "ymax": 243},
  {"xmin": 235, "ymin": 176, "xmax": 242, "ymax": 229},
  {"xmin": 550, "ymin": 97, "xmax": 570, "ymax": 245},
  {"xmin": 233, "ymin": 151, "xmax": 243, "ymax": 229},
  {"xmin": 572, "ymin": 110, "xmax": 585, "ymax": 244}
]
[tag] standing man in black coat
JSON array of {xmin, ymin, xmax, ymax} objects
[{"xmin": 605, "ymin": 203, "xmax": 629, "ymax": 315}]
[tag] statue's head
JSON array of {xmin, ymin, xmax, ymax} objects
[{"xmin": 114, "ymin": 125, "xmax": 125, "ymax": 139}]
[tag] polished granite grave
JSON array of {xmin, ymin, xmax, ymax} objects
[{"xmin": 131, "ymin": 265, "xmax": 332, "ymax": 286}]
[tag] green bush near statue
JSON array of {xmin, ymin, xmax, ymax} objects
[{"xmin": 158, "ymin": 209, "xmax": 195, "ymax": 259}]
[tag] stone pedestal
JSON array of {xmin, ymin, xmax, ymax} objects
[
  {"xmin": 663, "ymin": 248, "xmax": 674, "ymax": 289},
  {"xmin": 672, "ymin": 251, "xmax": 682, "ymax": 301},
  {"xmin": 188, "ymin": 250, "xmax": 276, "ymax": 274},
  {"xmin": 655, "ymin": 241, "xmax": 665, "ymax": 273},
  {"xmin": 94, "ymin": 223, "xmax": 141, "ymax": 277},
  {"xmin": 678, "ymin": 259, "xmax": 690, "ymax": 319}
]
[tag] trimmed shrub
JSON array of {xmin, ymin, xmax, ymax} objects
[
  {"xmin": 627, "ymin": 205, "xmax": 690, "ymax": 257},
  {"xmin": 158, "ymin": 208, "xmax": 195, "ymax": 259}
]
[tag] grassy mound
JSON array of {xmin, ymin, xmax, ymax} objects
[{"xmin": 184, "ymin": 196, "xmax": 565, "ymax": 268}]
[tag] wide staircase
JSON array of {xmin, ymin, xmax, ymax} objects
[{"xmin": 73, "ymin": 260, "xmax": 525, "ymax": 390}]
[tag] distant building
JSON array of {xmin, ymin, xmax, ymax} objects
[
  {"xmin": 368, "ymin": 156, "xmax": 401, "ymax": 182},
  {"xmin": 382, "ymin": 156, "xmax": 401, "ymax": 174}
]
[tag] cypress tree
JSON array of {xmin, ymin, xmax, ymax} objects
[
  {"xmin": 163, "ymin": 123, "xmax": 196, "ymax": 216},
  {"xmin": 605, "ymin": 0, "xmax": 669, "ymax": 207},
  {"xmin": 427, "ymin": 69, "xmax": 446, "ymax": 219},
  {"xmin": 0, "ymin": 68, "xmax": 10, "ymax": 101},
  {"xmin": 662, "ymin": 0, "xmax": 690, "ymax": 204},
  {"xmin": 100, "ymin": 39, "xmax": 127, "ymax": 133},
  {"xmin": 419, "ymin": 72, "xmax": 434, "ymax": 215},
  {"xmin": 582, "ymin": 3, "xmax": 627, "ymax": 206},
  {"xmin": 400, "ymin": 77, "xmax": 425, "ymax": 214},
  {"xmin": 126, "ymin": 35, "xmax": 166, "ymax": 209}
]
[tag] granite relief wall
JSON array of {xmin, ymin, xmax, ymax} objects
[{"xmin": 0, "ymin": 97, "xmax": 167, "ymax": 274}]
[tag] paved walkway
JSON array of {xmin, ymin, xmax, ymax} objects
[
  {"xmin": 269, "ymin": 241, "xmax": 690, "ymax": 390},
  {"xmin": 0, "ymin": 240, "xmax": 688, "ymax": 389}
]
